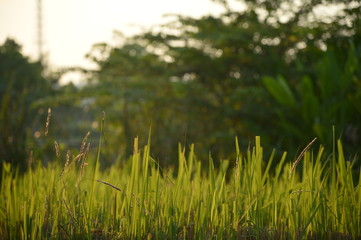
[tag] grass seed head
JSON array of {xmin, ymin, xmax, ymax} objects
[
  {"xmin": 45, "ymin": 108, "xmax": 51, "ymax": 136},
  {"xmin": 65, "ymin": 150, "xmax": 70, "ymax": 167},
  {"xmin": 54, "ymin": 141, "xmax": 60, "ymax": 158},
  {"xmin": 80, "ymin": 131, "xmax": 90, "ymax": 155}
]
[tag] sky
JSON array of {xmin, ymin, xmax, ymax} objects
[{"xmin": 0, "ymin": 0, "xmax": 235, "ymax": 72}]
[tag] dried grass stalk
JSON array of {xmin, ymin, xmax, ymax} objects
[
  {"xmin": 289, "ymin": 137, "xmax": 317, "ymax": 177},
  {"xmin": 45, "ymin": 108, "xmax": 51, "ymax": 136},
  {"xmin": 96, "ymin": 180, "xmax": 122, "ymax": 192},
  {"xmin": 54, "ymin": 141, "xmax": 60, "ymax": 158},
  {"xmin": 79, "ymin": 131, "xmax": 90, "ymax": 155}
]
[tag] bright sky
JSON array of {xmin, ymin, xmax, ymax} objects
[{"xmin": 0, "ymin": 0, "xmax": 234, "ymax": 71}]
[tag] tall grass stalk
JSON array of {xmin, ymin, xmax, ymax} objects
[{"xmin": 0, "ymin": 136, "xmax": 360, "ymax": 239}]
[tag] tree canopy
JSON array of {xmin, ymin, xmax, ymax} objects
[
  {"xmin": 83, "ymin": 0, "xmax": 360, "ymax": 164},
  {"xmin": 0, "ymin": 39, "xmax": 53, "ymax": 171}
]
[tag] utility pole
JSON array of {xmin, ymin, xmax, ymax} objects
[{"xmin": 37, "ymin": 0, "xmax": 43, "ymax": 62}]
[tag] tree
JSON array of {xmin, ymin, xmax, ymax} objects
[
  {"xmin": 85, "ymin": 0, "xmax": 361, "ymax": 165},
  {"xmin": 0, "ymin": 39, "xmax": 54, "ymax": 171}
]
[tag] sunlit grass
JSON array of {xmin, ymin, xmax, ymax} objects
[{"xmin": 0, "ymin": 136, "xmax": 360, "ymax": 239}]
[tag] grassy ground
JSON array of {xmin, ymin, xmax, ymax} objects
[{"xmin": 0, "ymin": 135, "xmax": 360, "ymax": 239}]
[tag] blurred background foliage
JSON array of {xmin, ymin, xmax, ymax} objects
[
  {"xmin": 0, "ymin": 39, "xmax": 54, "ymax": 171},
  {"xmin": 1, "ymin": 0, "xmax": 360, "ymax": 170}
]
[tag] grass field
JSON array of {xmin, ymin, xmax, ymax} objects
[{"xmin": 0, "ymin": 133, "xmax": 360, "ymax": 239}]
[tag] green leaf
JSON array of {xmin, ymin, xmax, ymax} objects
[
  {"xmin": 300, "ymin": 76, "xmax": 319, "ymax": 124},
  {"xmin": 263, "ymin": 75, "xmax": 296, "ymax": 108}
]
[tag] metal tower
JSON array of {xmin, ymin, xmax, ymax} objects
[{"xmin": 37, "ymin": 0, "xmax": 43, "ymax": 61}]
